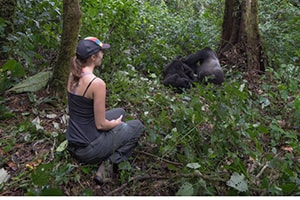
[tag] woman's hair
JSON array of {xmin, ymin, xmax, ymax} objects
[{"xmin": 69, "ymin": 56, "xmax": 87, "ymax": 92}]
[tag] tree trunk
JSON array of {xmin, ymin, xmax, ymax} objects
[
  {"xmin": 218, "ymin": 0, "xmax": 266, "ymax": 73},
  {"xmin": 52, "ymin": 0, "xmax": 81, "ymax": 97},
  {"xmin": 0, "ymin": 0, "xmax": 17, "ymax": 61}
]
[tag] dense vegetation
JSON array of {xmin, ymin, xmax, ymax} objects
[{"xmin": 0, "ymin": 0, "xmax": 299, "ymax": 196}]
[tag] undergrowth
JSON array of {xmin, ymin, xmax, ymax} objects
[
  {"xmin": 0, "ymin": 0, "xmax": 299, "ymax": 196},
  {"xmin": 1, "ymin": 61, "xmax": 300, "ymax": 195}
]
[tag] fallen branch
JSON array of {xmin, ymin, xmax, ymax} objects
[
  {"xmin": 136, "ymin": 150, "xmax": 183, "ymax": 166},
  {"xmin": 106, "ymin": 175, "xmax": 168, "ymax": 195},
  {"xmin": 106, "ymin": 171, "xmax": 225, "ymax": 195},
  {"xmin": 255, "ymin": 152, "xmax": 282, "ymax": 179},
  {"xmin": 255, "ymin": 162, "xmax": 269, "ymax": 179}
]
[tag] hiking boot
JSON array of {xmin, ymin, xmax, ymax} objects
[{"xmin": 93, "ymin": 161, "xmax": 116, "ymax": 185}]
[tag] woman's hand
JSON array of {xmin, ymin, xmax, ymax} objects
[
  {"xmin": 97, "ymin": 115, "xmax": 123, "ymax": 131},
  {"xmin": 112, "ymin": 115, "xmax": 123, "ymax": 126}
]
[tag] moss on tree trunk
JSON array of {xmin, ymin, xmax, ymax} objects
[{"xmin": 52, "ymin": 0, "xmax": 81, "ymax": 98}]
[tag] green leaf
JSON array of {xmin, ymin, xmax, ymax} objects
[
  {"xmin": 40, "ymin": 188, "xmax": 63, "ymax": 196},
  {"xmin": 118, "ymin": 161, "xmax": 132, "ymax": 171},
  {"xmin": 81, "ymin": 166, "xmax": 93, "ymax": 175},
  {"xmin": 166, "ymin": 163, "xmax": 178, "ymax": 171},
  {"xmin": 281, "ymin": 183, "xmax": 297, "ymax": 195},
  {"xmin": 31, "ymin": 163, "xmax": 53, "ymax": 186},
  {"xmin": 226, "ymin": 172, "xmax": 248, "ymax": 192},
  {"xmin": 176, "ymin": 182, "xmax": 194, "ymax": 196},
  {"xmin": 8, "ymin": 71, "xmax": 52, "ymax": 93},
  {"xmin": 82, "ymin": 189, "xmax": 94, "ymax": 196},
  {"xmin": 56, "ymin": 140, "xmax": 68, "ymax": 152},
  {"xmin": 2, "ymin": 59, "xmax": 25, "ymax": 77},
  {"xmin": 186, "ymin": 162, "xmax": 201, "ymax": 169},
  {"xmin": 259, "ymin": 97, "xmax": 270, "ymax": 109}
]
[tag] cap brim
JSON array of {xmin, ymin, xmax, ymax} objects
[{"xmin": 101, "ymin": 43, "xmax": 110, "ymax": 49}]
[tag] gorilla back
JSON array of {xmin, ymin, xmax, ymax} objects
[{"xmin": 183, "ymin": 47, "xmax": 224, "ymax": 85}]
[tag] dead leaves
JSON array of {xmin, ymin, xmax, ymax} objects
[
  {"xmin": 25, "ymin": 159, "xmax": 42, "ymax": 171},
  {"xmin": 280, "ymin": 145, "xmax": 294, "ymax": 153}
]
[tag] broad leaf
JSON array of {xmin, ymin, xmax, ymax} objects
[
  {"xmin": 31, "ymin": 163, "xmax": 53, "ymax": 186},
  {"xmin": 8, "ymin": 71, "xmax": 53, "ymax": 93},
  {"xmin": 176, "ymin": 182, "xmax": 194, "ymax": 196},
  {"xmin": 2, "ymin": 59, "xmax": 25, "ymax": 78},
  {"xmin": 227, "ymin": 172, "xmax": 248, "ymax": 192},
  {"xmin": 56, "ymin": 140, "xmax": 68, "ymax": 152}
]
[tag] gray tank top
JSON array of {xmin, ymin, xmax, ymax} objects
[{"xmin": 66, "ymin": 77, "xmax": 100, "ymax": 146}]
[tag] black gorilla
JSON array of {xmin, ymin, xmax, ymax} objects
[
  {"xmin": 182, "ymin": 47, "xmax": 224, "ymax": 85},
  {"xmin": 162, "ymin": 47, "xmax": 224, "ymax": 90},
  {"xmin": 162, "ymin": 57, "xmax": 196, "ymax": 89}
]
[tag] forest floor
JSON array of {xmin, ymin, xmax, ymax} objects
[
  {"xmin": 0, "ymin": 90, "xmax": 179, "ymax": 196},
  {"xmin": 2, "ymin": 66, "xmax": 299, "ymax": 196}
]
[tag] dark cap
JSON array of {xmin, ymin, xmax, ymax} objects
[{"xmin": 76, "ymin": 36, "xmax": 110, "ymax": 59}]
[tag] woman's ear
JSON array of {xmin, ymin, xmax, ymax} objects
[{"xmin": 90, "ymin": 54, "xmax": 97, "ymax": 61}]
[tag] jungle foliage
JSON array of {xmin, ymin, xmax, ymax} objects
[{"xmin": 0, "ymin": 0, "xmax": 300, "ymax": 196}]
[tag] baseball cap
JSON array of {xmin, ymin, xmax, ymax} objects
[{"xmin": 76, "ymin": 36, "xmax": 110, "ymax": 59}]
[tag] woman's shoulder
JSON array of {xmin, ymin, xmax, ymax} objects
[{"xmin": 91, "ymin": 77, "xmax": 106, "ymax": 89}]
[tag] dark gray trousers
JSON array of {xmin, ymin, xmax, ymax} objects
[{"xmin": 70, "ymin": 108, "xmax": 144, "ymax": 164}]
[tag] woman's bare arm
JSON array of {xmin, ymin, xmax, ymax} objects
[{"xmin": 92, "ymin": 78, "xmax": 122, "ymax": 130}]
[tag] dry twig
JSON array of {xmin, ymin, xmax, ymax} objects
[
  {"xmin": 136, "ymin": 150, "xmax": 183, "ymax": 166},
  {"xmin": 106, "ymin": 171, "xmax": 225, "ymax": 195}
]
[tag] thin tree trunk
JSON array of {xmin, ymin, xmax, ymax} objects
[
  {"xmin": 52, "ymin": 0, "xmax": 81, "ymax": 97},
  {"xmin": 218, "ymin": 0, "xmax": 266, "ymax": 73}
]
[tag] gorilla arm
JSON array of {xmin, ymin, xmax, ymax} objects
[
  {"xmin": 163, "ymin": 60, "xmax": 195, "ymax": 89},
  {"xmin": 163, "ymin": 74, "xmax": 192, "ymax": 89},
  {"xmin": 181, "ymin": 51, "xmax": 202, "ymax": 73}
]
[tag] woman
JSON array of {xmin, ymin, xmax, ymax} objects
[{"xmin": 66, "ymin": 36, "xmax": 144, "ymax": 185}]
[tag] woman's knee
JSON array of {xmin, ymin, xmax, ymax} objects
[
  {"xmin": 127, "ymin": 120, "xmax": 144, "ymax": 137},
  {"xmin": 106, "ymin": 108, "xmax": 126, "ymax": 120}
]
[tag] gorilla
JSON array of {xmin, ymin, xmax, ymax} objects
[
  {"xmin": 182, "ymin": 47, "xmax": 224, "ymax": 85},
  {"xmin": 162, "ymin": 57, "xmax": 196, "ymax": 90}
]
